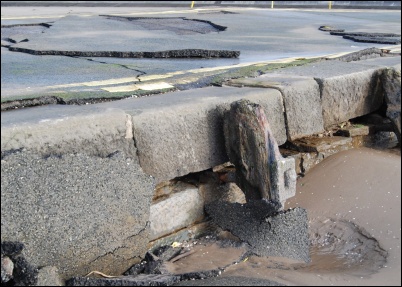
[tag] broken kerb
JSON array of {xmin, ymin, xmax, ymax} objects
[{"xmin": 224, "ymin": 99, "xmax": 296, "ymax": 206}]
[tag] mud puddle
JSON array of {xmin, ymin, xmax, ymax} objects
[{"xmin": 171, "ymin": 217, "xmax": 387, "ymax": 286}]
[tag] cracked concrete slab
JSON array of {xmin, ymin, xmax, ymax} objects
[{"xmin": 1, "ymin": 150, "xmax": 155, "ymax": 280}]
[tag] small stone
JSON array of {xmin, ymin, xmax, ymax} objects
[
  {"xmin": 37, "ymin": 266, "xmax": 63, "ymax": 286},
  {"xmin": 1, "ymin": 255, "xmax": 14, "ymax": 283}
]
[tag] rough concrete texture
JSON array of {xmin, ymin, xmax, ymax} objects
[
  {"xmin": 1, "ymin": 151, "xmax": 155, "ymax": 279},
  {"xmin": 381, "ymin": 67, "xmax": 401, "ymax": 144},
  {"xmin": 226, "ymin": 74, "xmax": 324, "ymax": 140},
  {"xmin": 270, "ymin": 158, "xmax": 297, "ymax": 206},
  {"xmin": 1, "ymin": 108, "xmax": 136, "ymax": 158},
  {"xmin": 223, "ymin": 99, "xmax": 296, "ymax": 203},
  {"xmin": 37, "ymin": 266, "xmax": 63, "ymax": 286},
  {"xmin": 269, "ymin": 59, "xmax": 390, "ymax": 128},
  {"xmin": 118, "ymin": 87, "xmax": 286, "ymax": 182},
  {"xmin": 149, "ymin": 187, "xmax": 205, "ymax": 240},
  {"xmin": 205, "ymin": 200, "xmax": 310, "ymax": 263}
]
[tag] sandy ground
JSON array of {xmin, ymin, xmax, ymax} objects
[{"xmin": 169, "ymin": 147, "xmax": 401, "ymax": 286}]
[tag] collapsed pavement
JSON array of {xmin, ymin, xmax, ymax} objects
[{"xmin": 1, "ymin": 53, "xmax": 401, "ymax": 285}]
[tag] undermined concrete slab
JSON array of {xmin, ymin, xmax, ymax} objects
[
  {"xmin": 117, "ymin": 86, "xmax": 286, "ymax": 182},
  {"xmin": 268, "ymin": 58, "xmax": 391, "ymax": 128}
]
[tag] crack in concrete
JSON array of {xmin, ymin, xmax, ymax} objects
[
  {"xmin": 88, "ymin": 222, "xmax": 150, "ymax": 265},
  {"xmin": 69, "ymin": 56, "xmax": 147, "ymax": 81}
]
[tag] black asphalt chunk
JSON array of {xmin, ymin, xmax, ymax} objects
[
  {"xmin": 7, "ymin": 47, "xmax": 240, "ymax": 58},
  {"xmin": 330, "ymin": 31, "xmax": 400, "ymax": 37},
  {"xmin": 66, "ymin": 274, "xmax": 181, "ymax": 286},
  {"xmin": 1, "ymin": 241, "xmax": 24, "ymax": 257},
  {"xmin": 205, "ymin": 200, "xmax": 310, "ymax": 263},
  {"xmin": 343, "ymin": 35, "xmax": 401, "ymax": 45}
]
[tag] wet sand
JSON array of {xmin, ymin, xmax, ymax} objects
[{"xmin": 172, "ymin": 147, "xmax": 401, "ymax": 286}]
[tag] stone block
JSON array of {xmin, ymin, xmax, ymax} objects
[
  {"xmin": 150, "ymin": 187, "xmax": 205, "ymax": 240},
  {"xmin": 335, "ymin": 125, "xmax": 370, "ymax": 137},
  {"xmin": 108, "ymin": 86, "xmax": 286, "ymax": 182},
  {"xmin": 270, "ymin": 157, "xmax": 297, "ymax": 205},
  {"xmin": 1, "ymin": 107, "xmax": 136, "ymax": 158},
  {"xmin": 289, "ymin": 136, "xmax": 353, "ymax": 153},
  {"xmin": 381, "ymin": 67, "xmax": 401, "ymax": 144},
  {"xmin": 270, "ymin": 60, "xmax": 387, "ymax": 128},
  {"xmin": 227, "ymin": 74, "xmax": 324, "ymax": 140}
]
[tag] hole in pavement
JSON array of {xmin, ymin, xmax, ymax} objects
[
  {"xmin": 101, "ymin": 15, "xmax": 227, "ymax": 35},
  {"xmin": 1, "ymin": 23, "xmax": 51, "ymax": 44}
]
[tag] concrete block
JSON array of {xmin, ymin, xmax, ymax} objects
[
  {"xmin": 270, "ymin": 60, "xmax": 387, "ymax": 128},
  {"xmin": 1, "ymin": 151, "xmax": 154, "ymax": 280},
  {"xmin": 149, "ymin": 187, "xmax": 205, "ymax": 240},
  {"xmin": 335, "ymin": 125, "xmax": 370, "ymax": 137},
  {"xmin": 1, "ymin": 107, "xmax": 136, "ymax": 158},
  {"xmin": 105, "ymin": 87, "xmax": 286, "ymax": 182},
  {"xmin": 270, "ymin": 157, "xmax": 297, "ymax": 205},
  {"xmin": 289, "ymin": 136, "xmax": 353, "ymax": 153},
  {"xmin": 381, "ymin": 67, "xmax": 401, "ymax": 144},
  {"xmin": 226, "ymin": 74, "xmax": 324, "ymax": 140}
]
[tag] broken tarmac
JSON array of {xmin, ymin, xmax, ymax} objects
[{"xmin": 1, "ymin": 3, "xmax": 402, "ymax": 286}]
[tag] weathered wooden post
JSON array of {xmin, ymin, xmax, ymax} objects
[{"xmin": 224, "ymin": 99, "xmax": 296, "ymax": 208}]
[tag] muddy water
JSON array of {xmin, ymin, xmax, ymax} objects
[{"xmin": 174, "ymin": 147, "xmax": 401, "ymax": 286}]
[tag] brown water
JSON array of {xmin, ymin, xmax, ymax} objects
[{"xmin": 169, "ymin": 147, "xmax": 401, "ymax": 286}]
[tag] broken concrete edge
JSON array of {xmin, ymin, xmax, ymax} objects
[
  {"xmin": 0, "ymin": 88, "xmax": 177, "ymax": 111},
  {"xmin": 1, "ymin": 23, "xmax": 52, "ymax": 28},
  {"xmin": 7, "ymin": 46, "xmax": 241, "ymax": 58}
]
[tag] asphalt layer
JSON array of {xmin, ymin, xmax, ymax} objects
[{"xmin": 1, "ymin": 7, "xmax": 401, "ymax": 103}]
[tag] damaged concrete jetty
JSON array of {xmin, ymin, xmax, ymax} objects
[{"xmin": 1, "ymin": 54, "xmax": 401, "ymax": 284}]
